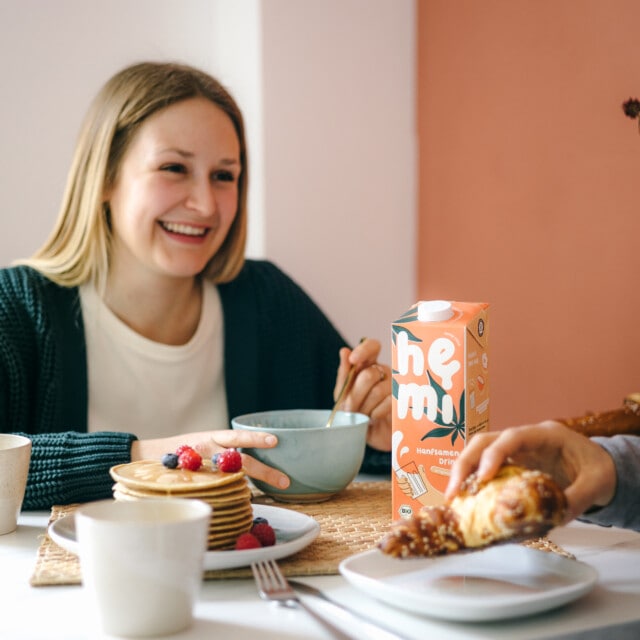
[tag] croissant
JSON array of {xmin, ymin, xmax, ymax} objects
[
  {"xmin": 379, "ymin": 465, "xmax": 567, "ymax": 558},
  {"xmin": 556, "ymin": 393, "xmax": 640, "ymax": 438}
]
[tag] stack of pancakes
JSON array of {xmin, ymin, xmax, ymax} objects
[{"xmin": 109, "ymin": 460, "xmax": 253, "ymax": 550}]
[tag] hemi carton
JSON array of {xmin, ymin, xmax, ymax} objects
[{"xmin": 391, "ymin": 300, "xmax": 489, "ymax": 519}]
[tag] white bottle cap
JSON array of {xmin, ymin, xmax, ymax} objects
[{"xmin": 417, "ymin": 300, "xmax": 454, "ymax": 322}]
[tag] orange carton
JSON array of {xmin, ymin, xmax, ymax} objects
[{"xmin": 391, "ymin": 300, "xmax": 489, "ymax": 518}]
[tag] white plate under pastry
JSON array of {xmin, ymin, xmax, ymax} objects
[
  {"xmin": 339, "ymin": 545, "xmax": 598, "ymax": 622},
  {"xmin": 48, "ymin": 504, "xmax": 320, "ymax": 571}
]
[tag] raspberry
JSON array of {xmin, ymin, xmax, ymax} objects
[
  {"xmin": 161, "ymin": 453, "xmax": 179, "ymax": 469},
  {"xmin": 175, "ymin": 444, "xmax": 194, "ymax": 457},
  {"xmin": 251, "ymin": 522, "xmax": 276, "ymax": 547},
  {"xmin": 234, "ymin": 532, "xmax": 262, "ymax": 550},
  {"xmin": 178, "ymin": 448, "xmax": 202, "ymax": 471},
  {"xmin": 216, "ymin": 448, "xmax": 242, "ymax": 473}
]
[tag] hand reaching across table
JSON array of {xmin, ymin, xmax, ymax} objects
[{"xmin": 445, "ymin": 411, "xmax": 640, "ymax": 532}]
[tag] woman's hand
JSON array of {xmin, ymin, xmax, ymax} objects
[
  {"xmin": 131, "ymin": 430, "xmax": 291, "ymax": 490},
  {"xmin": 334, "ymin": 338, "xmax": 391, "ymax": 452},
  {"xmin": 445, "ymin": 421, "xmax": 618, "ymax": 523}
]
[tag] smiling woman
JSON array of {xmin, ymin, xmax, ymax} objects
[{"xmin": 0, "ymin": 61, "xmax": 392, "ymax": 510}]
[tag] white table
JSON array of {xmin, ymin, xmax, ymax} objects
[{"xmin": 2, "ymin": 511, "xmax": 640, "ymax": 640}]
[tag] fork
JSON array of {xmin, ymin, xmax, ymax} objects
[{"xmin": 251, "ymin": 559, "xmax": 353, "ymax": 640}]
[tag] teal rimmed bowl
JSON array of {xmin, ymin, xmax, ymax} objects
[{"xmin": 231, "ymin": 409, "xmax": 369, "ymax": 503}]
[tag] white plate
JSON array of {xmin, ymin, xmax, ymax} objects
[
  {"xmin": 339, "ymin": 545, "xmax": 598, "ymax": 622},
  {"xmin": 49, "ymin": 504, "xmax": 320, "ymax": 571}
]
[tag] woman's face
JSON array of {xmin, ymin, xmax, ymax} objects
[{"xmin": 106, "ymin": 97, "xmax": 241, "ymax": 282}]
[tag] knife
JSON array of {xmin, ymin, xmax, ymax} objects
[{"xmin": 288, "ymin": 580, "xmax": 410, "ymax": 640}]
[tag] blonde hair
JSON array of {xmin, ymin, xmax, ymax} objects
[{"xmin": 18, "ymin": 61, "xmax": 248, "ymax": 288}]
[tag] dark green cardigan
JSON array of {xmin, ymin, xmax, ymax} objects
[{"xmin": 0, "ymin": 260, "xmax": 389, "ymax": 509}]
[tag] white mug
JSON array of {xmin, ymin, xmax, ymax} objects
[
  {"xmin": 0, "ymin": 434, "xmax": 32, "ymax": 535},
  {"xmin": 76, "ymin": 498, "xmax": 211, "ymax": 638}
]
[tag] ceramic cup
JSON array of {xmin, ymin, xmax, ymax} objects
[
  {"xmin": 0, "ymin": 434, "xmax": 32, "ymax": 535},
  {"xmin": 76, "ymin": 498, "xmax": 211, "ymax": 638}
]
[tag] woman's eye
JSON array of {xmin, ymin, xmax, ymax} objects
[
  {"xmin": 213, "ymin": 170, "xmax": 236, "ymax": 183},
  {"xmin": 161, "ymin": 163, "xmax": 187, "ymax": 174}
]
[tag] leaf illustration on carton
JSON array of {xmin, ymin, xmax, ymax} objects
[
  {"xmin": 420, "ymin": 371, "xmax": 466, "ymax": 446},
  {"xmin": 392, "ymin": 373, "xmax": 399, "ymax": 399},
  {"xmin": 392, "ymin": 323, "xmax": 421, "ymax": 345},
  {"xmin": 392, "ymin": 307, "xmax": 421, "ymax": 345},
  {"xmin": 421, "ymin": 419, "xmax": 465, "ymax": 446},
  {"xmin": 398, "ymin": 307, "xmax": 418, "ymax": 320}
]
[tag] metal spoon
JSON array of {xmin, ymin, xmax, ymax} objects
[{"xmin": 325, "ymin": 337, "xmax": 366, "ymax": 428}]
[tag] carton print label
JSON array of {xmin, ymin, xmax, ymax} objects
[{"xmin": 391, "ymin": 301, "xmax": 489, "ymax": 518}]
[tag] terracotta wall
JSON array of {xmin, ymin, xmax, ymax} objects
[{"xmin": 416, "ymin": 0, "xmax": 640, "ymax": 427}]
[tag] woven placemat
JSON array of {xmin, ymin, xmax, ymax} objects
[
  {"xmin": 31, "ymin": 481, "xmax": 393, "ymax": 586},
  {"xmin": 30, "ymin": 480, "xmax": 573, "ymax": 587}
]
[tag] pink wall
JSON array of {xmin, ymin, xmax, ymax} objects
[{"xmin": 417, "ymin": 0, "xmax": 640, "ymax": 428}]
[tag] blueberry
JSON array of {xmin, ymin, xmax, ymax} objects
[
  {"xmin": 162, "ymin": 453, "xmax": 179, "ymax": 469},
  {"xmin": 253, "ymin": 517, "xmax": 269, "ymax": 526},
  {"xmin": 211, "ymin": 453, "xmax": 220, "ymax": 468}
]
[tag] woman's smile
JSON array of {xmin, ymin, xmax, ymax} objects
[{"xmin": 159, "ymin": 221, "xmax": 212, "ymax": 240}]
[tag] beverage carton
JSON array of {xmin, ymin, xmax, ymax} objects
[{"xmin": 391, "ymin": 300, "xmax": 489, "ymax": 519}]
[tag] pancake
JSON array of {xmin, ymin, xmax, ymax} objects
[
  {"xmin": 110, "ymin": 459, "xmax": 245, "ymax": 492},
  {"xmin": 109, "ymin": 459, "xmax": 254, "ymax": 550},
  {"xmin": 112, "ymin": 479, "xmax": 252, "ymax": 505}
]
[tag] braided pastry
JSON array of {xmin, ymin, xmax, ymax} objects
[
  {"xmin": 556, "ymin": 393, "xmax": 640, "ymax": 438},
  {"xmin": 379, "ymin": 465, "xmax": 566, "ymax": 558}
]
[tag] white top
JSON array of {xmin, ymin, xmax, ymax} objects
[
  {"xmin": 417, "ymin": 300, "xmax": 454, "ymax": 322},
  {"xmin": 80, "ymin": 280, "xmax": 228, "ymax": 437}
]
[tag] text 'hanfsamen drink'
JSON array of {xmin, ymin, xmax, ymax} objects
[{"xmin": 391, "ymin": 300, "xmax": 489, "ymax": 518}]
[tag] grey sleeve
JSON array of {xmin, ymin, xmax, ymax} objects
[{"xmin": 578, "ymin": 435, "xmax": 640, "ymax": 532}]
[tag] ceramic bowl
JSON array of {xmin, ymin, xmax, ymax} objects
[{"xmin": 231, "ymin": 409, "xmax": 369, "ymax": 503}]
